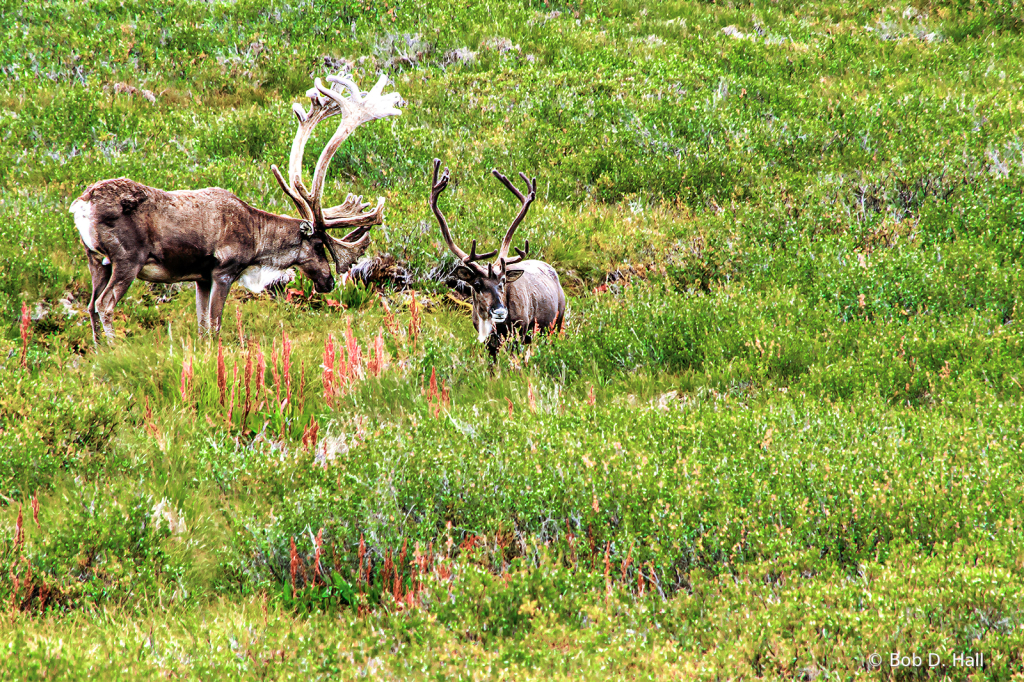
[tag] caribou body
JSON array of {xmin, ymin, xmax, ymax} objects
[
  {"xmin": 429, "ymin": 159, "xmax": 566, "ymax": 356},
  {"xmin": 71, "ymin": 73, "xmax": 402, "ymax": 344}
]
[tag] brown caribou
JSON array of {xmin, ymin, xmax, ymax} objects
[
  {"xmin": 70, "ymin": 73, "xmax": 402, "ymax": 345},
  {"xmin": 429, "ymin": 158, "xmax": 566, "ymax": 357}
]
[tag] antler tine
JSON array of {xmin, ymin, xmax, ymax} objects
[
  {"xmin": 505, "ymin": 239, "xmax": 530, "ymax": 266},
  {"xmin": 321, "ymin": 195, "xmax": 386, "ymax": 230},
  {"xmin": 430, "ymin": 159, "xmax": 476, "ymax": 269},
  {"xmin": 491, "ymin": 169, "xmax": 526, "ymax": 202},
  {"xmin": 492, "ymin": 169, "xmax": 538, "ymax": 264},
  {"xmin": 466, "ymin": 239, "xmax": 498, "ymax": 263}
]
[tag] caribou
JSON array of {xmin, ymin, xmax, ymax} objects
[
  {"xmin": 429, "ymin": 158, "xmax": 566, "ymax": 357},
  {"xmin": 70, "ymin": 73, "xmax": 402, "ymax": 345}
]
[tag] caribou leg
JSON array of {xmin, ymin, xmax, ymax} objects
[
  {"xmin": 195, "ymin": 280, "xmax": 213, "ymax": 335},
  {"xmin": 95, "ymin": 260, "xmax": 143, "ymax": 345},
  {"xmin": 85, "ymin": 249, "xmax": 112, "ymax": 346},
  {"xmin": 206, "ymin": 273, "xmax": 235, "ymax": 335}
]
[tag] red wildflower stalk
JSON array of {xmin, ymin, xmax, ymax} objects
[
  {"xmin": 19, "ymin": 303, "xmax": 30, "ymax": 369},
  {"xmin": 282, "ymin": 332, "xmax": 292, "ymax": 407},
  {"xmin": 506, "ymin": 398, "xmax": 513, "ymax": 417},
  {"xmin": 382, "ymin": 550, "xmax": 395, "ymax": 601},
  {"xmin": 381, "ymin": 296, "xmax": 398, "ymax": 335},
  {"xmin": 235, "ymin": 307, "xmax": 245, "ymax": 346},
  {"xmin": 302, "ymin": 415, "xmax": 319, "ymax": 452},
  {"xmin": 226, "ymin": 362, "xmax": 238, "ymax": 426},
  {"xmin": 313, "ymin": 527, "xmax": 324, "ymax": 584},
  {"xmin": 587, "ymin": 384, "xmax": 596, "ymax": 406},
  {"xmin": 31, "ymin": 492, "xmax": 39, "ymax": 528},
  {"xmin": 369, "ymin": 331, "xmax": 385, "ymax": 378},
  {"xmin": 344, "ymin": 318, "xmax": 362, "ymax": 379},
  {"xmin": 393, "ymin": 551, "xmax": 404, "ymax": 603},
  {"xmin": 269, "ymin": 345, "xmax": 282, "ymax": 414},
  {"xmin": 179, "ymin": 356, "xmax": 194, "ymax": 405},
  {"xmin": 323, "ymin": 333, "xmax": 336, "ymax": 406},
  {"xmin": 144, "ymin": 396, "xmax": 160, "ymax": 439},
  {"xmin": 289, "ymin": 536, "xmax": 300, "ymax": 599},
  {"xmin": 13, "ymin": 506, "xmax": 24, "ymax": 551},
  {"xmin": 408, "ymin": 291, "xmax": 420, "ymax": 351},
  {"xmin": 428, "ymin": 367, "xmax": 438, "ymax": 403},
  {"xmin": 357, "ymin": 533, "xmax": 367, "ymax": 589},
  {"xmin": 337, "ymin": 339, "xmax": 350, "ymax": 393},
  {"xmin": 243, "ymin": 346, "xmax": 254, "ymax": 428},
  {"xmin": 527, "ymin": 381, "xmax": 536, "ymax": 413},
  {"xmin": 217, "ymin": 339, "xmax": 227, "ymax": 407},
  {"xmin": 255, "ymin": 342, "xmax": 266, "ymax": 404}
]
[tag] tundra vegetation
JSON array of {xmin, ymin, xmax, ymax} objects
[{"xmin": 1, "ymin": 0, "xmax": 1023, "ymax": 678}]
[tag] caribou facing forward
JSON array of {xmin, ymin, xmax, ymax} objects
[
  {"xmin": 429, "ymin": 159, "xmax": 566, "ymax": 357},
  {"xmin": 70, "ymin": 73, "xmax": 402, "ymax": 345}
]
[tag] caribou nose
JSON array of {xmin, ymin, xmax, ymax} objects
[
  {"xmin": 491, "ymin": 307, "xmax": 508, "ymax": 323},
  {"xmin": 315, "ymin": 276, "xmax": 335, "ymax": 294}
]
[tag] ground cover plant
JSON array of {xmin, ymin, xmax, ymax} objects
[{"xmin": 1, "ymin": 0, "xmax": 1024, "ymax": 678}]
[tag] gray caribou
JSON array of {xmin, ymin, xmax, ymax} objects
[
  {"xmin": 429, "ymin": 159, "xmax": 566, "ymax": 356},
  {"xmin": 70, "ymin": 73, "xmax": 402, "ymax": 344}
]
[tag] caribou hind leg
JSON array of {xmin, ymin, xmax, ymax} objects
[{"xmin": 85, "ymin": 249, "xmax": 112, "ymax": 346}]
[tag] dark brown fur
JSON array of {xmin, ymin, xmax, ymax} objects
[{"xmin": 72, "ymin": 177, "xmax": 369, "ymax": 344}]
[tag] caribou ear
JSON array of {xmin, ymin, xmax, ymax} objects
[
  {"xmin": 298, "ymin": 220, "xmax": 315, "ymax": 237},
  {"xmin": 454, "ymin": 265, "xmax": 476, "ymax": 282},
  {"xmin": 505, "ymin": 268, "xmax": 526, "ymax": 283}
]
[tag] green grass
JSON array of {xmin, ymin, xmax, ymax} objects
[{"xmin": 2, "ymin": 0, "xmax": 1024, "ymax": 678}]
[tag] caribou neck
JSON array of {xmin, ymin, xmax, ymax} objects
[{"xmin": 249, "ymin": 207, "xmax": 306, "ymax": 264}]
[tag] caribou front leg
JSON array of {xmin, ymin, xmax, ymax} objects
[
  {"xmin": 206, "ymin": 273, "xmax": 236, "ymax": 335},
  {"xmin": 195, "ymin": 280, "xmax": 213, "ymax": 335},
  {"xmin": 95, "ymin": 260, "xmax": 143, "ymax": 346}
]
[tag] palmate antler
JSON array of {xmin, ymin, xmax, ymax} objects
[{"xmin": 271, "ymin": 73, "xmax": 402, "ymax": 269}]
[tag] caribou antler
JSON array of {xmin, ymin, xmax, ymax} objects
[
  {"xmin": 429, "ymin": 159, "xmax": 497, "ymax": 274},
  {"xmin": 271, "ymin": 73, "xmax": 402, "ymax": 234},
  {"xmin": 491, "ymin": 169, "xmax": 537, "ymax": 267}
]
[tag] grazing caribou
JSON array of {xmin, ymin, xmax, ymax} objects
[
  {"xmin": 70, "ymin": 73, "xmax": 402, "ymax": 345},
  {"xmin": 429, "ymin": 158, "xmax": 566, "ymax": 357}
]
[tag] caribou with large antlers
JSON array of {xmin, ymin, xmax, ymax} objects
[
  {"xmin": 430, "ymin": 159, "xmax": 566, "ymax": 356},
  {"xmin": 70, "ymin": 73, "xmax": 401, "ymax": 345}
]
